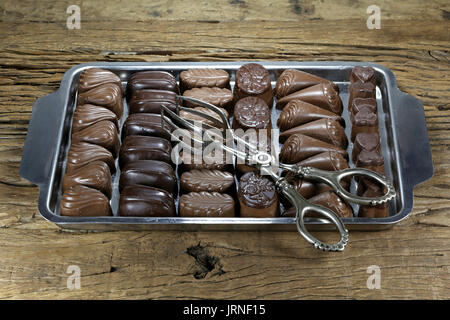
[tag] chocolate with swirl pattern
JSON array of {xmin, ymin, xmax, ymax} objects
[
  {"xmin": 71, "ymin": 120, "xmax": 120, "ymax": 157},
  {"xmin": 78, "ymin": 68, "xmax": 122, "ymax": 94},
  {"xmin": 180, "ymin": 169, "xmax": 234, "ymax": 193},
  {"xmin": 234, "ymin": 63, "xmax": 273, "ymax": 107},
  {"xmin": 238, "ymin": 172, "xmax": 279, "ymax": 217},
  {"xmin": 72, "ymin": 104, "xmax": 119, "ymax": 133},
  {"xmin": 183, "ymin": 87, "xmax": 233, "ymax": 112},
  {"xmin": 66, "ymin": 142, "xmax": 115, "ymax": 174},
  {"xmin": 275, "ymin": 69, "xmax": 339, "ymax": 98},
  {"xmin": 180, "ymin": 68, "xmax": 230, "ymax": 92},
  {"xmin": 61, "ymin": 185, "xmax": 112, "ymax": 217},
  {"xmin": 77, "ymin": 83, "xmax": 123, "ymax": 119},
  {"xmin": 62, "ymin": 161, "xmax": 112, "ymax": 198},
  {"xmin": 179, "ymin": 192, "xmax": 235, "ymax": 217}
]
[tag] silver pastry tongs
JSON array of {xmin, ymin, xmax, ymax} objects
[{"xmin": 161, "ymin": 96, "xmax": 396, "ymax": 252}]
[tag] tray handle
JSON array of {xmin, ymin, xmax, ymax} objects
[
  {"xmin": 20, "ymin": 91, "xmax": 65, "ymax": 186},
  {"xmin": 392, "ymin": 91, "xmax": 433, "ymax": 213}
]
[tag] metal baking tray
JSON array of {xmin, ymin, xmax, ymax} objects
[{"xmin": 20, "ymin": 61, "xmax": 433, "ymax": 231}]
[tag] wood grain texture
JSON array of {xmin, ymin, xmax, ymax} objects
[{"xmin": 0, "ymin": 0, "xmax": 449, "ymax": 299}]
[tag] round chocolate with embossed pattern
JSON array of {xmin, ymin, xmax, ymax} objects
[
  {"xmin": 238, "ymin": 172, "xmax": 279, "ymax": 217},
  {"xmin": 233, "ymin": 96, "xmax": 271, "ymax": 131},
  {"xmin": 234, "ymin": 63, "xmax": 273, "ymax": 106}
]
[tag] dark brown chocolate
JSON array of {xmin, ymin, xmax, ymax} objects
[
  {"xmin": 119, "ymin": 135, "xmax": 172, "ymax": 168},
  {"xmin": 233, "ymin": 97, "xmax": 271, "ymax": 131},
  {"xmin": 183, "ymin": 87, "xmax": 233, "ymax": 112},
  {"xmin": 118, "ymin": 185, "xmax": 175, "ymax": 217},
  {"xmin": 235, "ymin": 134, "xmax": 272, "ymax": 173},
  {"xmin": 280, "ymin": 134, "xmax": 348, "ymax": 164},
  {"xmin": 180, "ymin": 149, "xmax": 230, "ymax": 171},
  {"xmin": 350, "ymin": 66, "xmax": 376, "ymax": 84},
  {"xmin": 179, "ymin": 107, "xmax": 229, "ymax": 127},
  {"xmin": 72, "ymin": 104, "xmax": 119, "ymax": 133},
  {"xmin": 122, "ymin": 113, "xmax": 171, "ymax": 141},
  {"xmin": 78, "ymin": 68, "xmax": 122, "ymax": 94},
  {"xmin": 179, "ymin": 192, "xmax": 235, "ymax": 217},
  {"xmin": 77, "ymin": 83, "xmax": 123, "ymax": 119},
  {"xmin": 238, "ymin": 172, "xmax": 279, "ymax": 217},
  {"xmin": 119, "ymin": 160, "xmax": 177, "ymax": 195},
  {"xmin": 180, "ymin": 69, "xmax": 230, "ymax": 91},
  {"xmin": 129, "ymin": 89, "xmax": 177, "ymax": 114},
  {"xmin": 350, "ymin": 97, "xmax": 377, "ymax": 121},
  {"xmin": 348, "ymin": 82, "xmax": 376, "ymax": 110},
  {"xmin": 275, "ymin": 69, "xmax": 339, "ymax": 98},
  {"xmin": 279, "ymin": 118, "xmax": 348, "ymax": 148},
  {"xmin": 180, "ymin": 169, "xmax": 234, "ymax": 193},
  {"xmin": 126, "ymin": 71, "xmax": 178, "ymax": 99},
  {"xmin": 298, "ymin": 151, "xmax": 349, "ymax": 171},
  {"xmin": 352, "ymin": 132, "xmax": 381, "ymax": 162},
  {"xmin": 355, "ymin": 149, "xmax": 385, "ymax": 175},
  {"xmin": 351, "ymin": 107, "xmax": 378, "ymax": 141},
  {"xmin": 66, "ymin": 142, "xmax": 115, "ymax": 174},
  {"xmin": 234, "ymin": 63, "xmax": 273, "ymax": 107},
  {"xmin": 61, "ymin": 185, "xmax": 112, "ymax": 217},
  {"xmin": 71, "ymin": 120, "xmax": 120, "ymax": 157},
  {"xmin": 276, "ymin": 83, "xmax": 342, "ymax": 114},
  {"xmin": 358, "ymin": 187, "xmax": 389, "ymax": 218},
  {"xmin": 277, "ymin": 99, "xmax": 345, "ymax": 131},
  {"xmin": 62, "ymin": 161, "xmax": 112, "ymax": 198}
]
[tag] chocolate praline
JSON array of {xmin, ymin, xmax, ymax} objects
[
  {"xmin": 126, "ymin": 71, "xmax": 178, "ymax": 99},
  {"xmin": 122, "ymin": 113, "xmax": 171, "ymax": 141},
  {"xmin": 180, "ymin": 69, "xmax": 230, "ymax": 92},
  {"xmin": 129, "ymin": 89, "xmax": 177, "ymax": 114},
  {"xmin": 180, "ymin": 169, "xmax": 234, "ymax": 193},
  {"xmin": 119, "ymin": 135, "xmax": 172, "ymax": 168},
  {"xmin": 275, "ymin": 69, "xmax": 339, "ymax": 98},
  {"xmin": 118, "ymin": 185, "xmax": 175, "ymax": 217},
  {"xmin": 179, "ymin": 192, "xmax": 235, "ymax": 217},
  {"xmin": 72, "ymin": 104, "xmax": 119, "ymax": 133},
  {"xmin": 77, "ymin": 83, "xmax": 123, "ymax": 119},
  {"xmin": 183, "ymin": 87, "xmax": 233, "ymax": 112},
  {"xmin": 233, "ymin": 97, "xmax": 271, "ymax": 131},
  {"xmin": 78, "ymin": 68, "xmax": 122, "ymax": 94},
  {"xmin": 71, "ymin": 120, "xmax": 120, "ymax": 157},
  {"xmin": 238, "ymin": 172, "xmax": 279, "ymax": 217},
  {"xmin": 62, "ymin": 161, "xmax": 112, "ymax": 198},
  {"xmin": 61, "ymin": 185, "xmax": 112, "ymax": 217},
  {"xmin": 234, "ymin": 63, "xmax": 273, "ymax": 107},
  {"xmin": 66, "ymin": 142, "xmax": 115, "ymax": 174}
]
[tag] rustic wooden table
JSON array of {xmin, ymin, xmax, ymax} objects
[{"xmin": 0, "ymin": 0, "xmax": 448, "ymax": 299}]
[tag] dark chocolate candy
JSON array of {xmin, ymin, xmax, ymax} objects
[
  {"xmin": 78, "ymin": 68, "xmax": 122, "ymax": 94},
  {"xmin": 279, "ymin": 118, "xmax": 347, "ymax": 148},
  {"xmin": 350, "ymin": 97, "xmax": 377, "ymax": 121},
  {"xmin": 275, "ymin": 69, "xmax": 338, "ymax": 98},
  {"xmin": 238, "ymin": 172, "xmax": 279, "ymax": 217},
  {"xmin": 352, "ymin": 132, "xmax": 381, "ymax": 162},
  {"xmin": 119, "ymin": 135, "xmax": 172, "ymax": 168},
  {"xmin": 355, "ymin": 149, "xmax": 385, "ymax": 175},
  {"xmin": 180, "ymin": 149, "xmax": 230, "ymax": 171},
  {"xmin": 66, "ymin": 142, "xmax": 115, "ymax": 174},
  {"xmin": 77, "ymin": 83, "xmax": 123, "ymax": 119},
  {"xmin": 358, "ymin": 187, "xmax": 389, "ymax": 218},
  {"xmin": 276, "ymin": 83, "xmax": 342, "ymax": 114},
  {"xmin": 350, "ymin": 66, "xmax": 376, "ymax": 84},
  {"xmin": 122, "ymin": 113, "xmax": 171, "ymax": 140},
  {"xmin": 71, "ymin": 120, "xmax": 120, "ymax": 157},
  {"xmin": 180, "ymin": 169, "xmax": 234, "ymax": 193},
  {"xmin": 118, "ymin": 185, "xmax": 175, "ymax": 217},
  {"xmin": 72, "ymin": 104, "xmax": 119, "ymax": 133},
  {"xmin": 126, "ymin": 71, "xmax": 178, "ymax": 99},
  {"xmin": 179, "ymin": 107, "xmax": 229, "ymax": 127},
  {"xmin": 129, "ymin": 89, "xmax": 177, "ymax": 114},
  {"xmin": 234, "ymin": 63, "xmax": 273, "ymax": 107},
  {"xmin": 283, "ymin": 191, "xmax": 353, "ymax": 218},
  {"xmin": 180, "ymin": 69, "xmax": 230, "ymax": 91},
  {"xmin": 348, "ymin": 82, "xmax": 376, "ymax": 110},
  {"xmin": 233, "ymin": 97, "xmax": 271, "ymax": 131},
  {"xmin": 62, "ymin": 161, "xmax": 112, "ymax": 198},
  {"xmin": 61, "ymin": 185, "xmax": 112, "ymax": 217},
  {"xmin": 235, "ymin": 134, "xmax": 272, "ymax": 173},
  {"xmin": 350, "ymin": 107, "xmax": 378, "ymax": 141},
  {"xmin": 183, "ymin": 87, "xmax": 233, "ymax": 112},
  {"xmin": 277, "ymin": 99, "xmax": 345, "ymax": 131},
  {"xmin": 119, "ymin": 160, "xmax": 177, "ymax": 195},
  {"xmin": 179, "ymin": 192, "xmax": 235, "ymax": 217},
  {"xmin": 280, "ymin": 134, "xmax": 348, "ymax": 164}
]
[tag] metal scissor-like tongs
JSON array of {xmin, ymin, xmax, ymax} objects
[{"xmin": 161, "ymin": 96, "xmax": 396, "ymax": 252}]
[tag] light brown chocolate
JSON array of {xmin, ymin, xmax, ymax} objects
[
  {"xmin": 72, "ymin": 104, "xmax": 119, "ymax": 133},
  {"xmin": 180, "ymin": 69, "xmax": 230, "ymax": 91},
  {"xmin": 66, "ymin": 142, "xmax": 115, "ymax": 174},
  {"xmin": 62, "ymin": 161, "xmax": 112, "ymax": 198},
  {"xmin": 183, "ymin": 87, "xmax": 233, "ymax": 111},
  {"xmin": 275, "ymin": 69, "xmax": 339, "ymax": 98},
  {"xmin": 61, "ymin": 185, "xmax": 112, "ymax": 217},
  {"xmin": 180, "ymin": 169, "xmax": 234, "ymax": 193},
  {"xmin": 179, "ymin": 192, "xmax": 235, "ymax": 217},
  {"xmin": 71, "ymin": 120, "xmax": 120, "ymax": 157},
  {"xmin": 78, "ymin": 68, "xmax": 122, "ymax": 94},
  {"xmin": 77, "ymin": 83, "xmax": 123, "ymax": 119}
]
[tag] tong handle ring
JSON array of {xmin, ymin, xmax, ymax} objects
[{"xmin": 276, "ymin": 179, "xmax": 349, "ymax": 252}]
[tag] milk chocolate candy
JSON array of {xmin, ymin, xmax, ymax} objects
[
  {"xmin": 179, "ymin": 192, "xmax": 235, "ymax": 217},
  {"xmin": 72, "ymin": 104, "xmax": 119, "ymax": 133},
  {"xmin": 180, "ymin": 169, "xmax": 234, "ymax": 193},
  {"xmin": 119, "ymin": 135, "xmax": 172, "ymax": 168},
  {"xmin": 235, "ymin": 134, "xmax": 272, "ymax": 173},
  {"xmin": 280, "ymin": 134, "xmax": 347, "ymax": 164},
  {"xmin": 180, "ymin": 69, "xmax": 230, "ymax": 92},
  {"xmin": 275, "ymin": 69, "xmax": 339, "ymax": 98},
  {"xmin": 233, "ymin": 97, "xmax": 271, "ymax": 131},
  {"xmin": 238, "ymin": 172, "xmax": 279, "ymax": 218},
  {"xmin": 277, "ymin": 99, "xmax": 345, "ymax": 131},
  {"xmin": 118, "ymin": 185, "xmax": 175, "ymax": 217},
  {"xmin": 129, "ymin": 89, "xmax": 177, "ymax": 114},
  {"xmin": 77, "ymin": 83, "xmax": 123, "ymax": 119},
  {"xmin": 358, "ymin": 187, "xmax": 389, "ymax": 218},
  {"xmin": 351, "ymin": 107, "xmax": 378, "ymax": 141},
  {"xmin": 180, "ymin": 149, "xmax": 230, "ymax": 171},
  {"xmin": 126, "ymin": 71, "xmax": 178, "ymax": 99},
  {"xmin": 62, "ymin": 161, "xmax": 112, "ymax": 198},
  {"xmin": 348, "ymin": 82, "xmax": 375, "ymax": 110},
  {"xmin": 71, "ymin": 120, "xmax": 120, "ymax": 157},
  {"xmin": 122, "ymin": 113, "xmax": 171, "ymax": 141},
  {"xmin": 78, "ymin": 68, "xmax": 122, "ymax": 94},
  {"xmin": 298, "ymin": 151, "xmax": 349, "ymax": 171},
  {"xmin": 119, "ymin": 160, "xmax": 177, "ymax": 195},
  {"xmin": 283, "ymin": 191, "xmax": 353, "ymax": 218},
  {"xmin": 234, "ymin": 63, "xmax": 273, "ymax": 107},
  {"xmin": 61, "ymin": 185, "xmax": 112, "ymax": 217},
  {"xmin": 279, "ymin": 118, "xmax": 348, "ymax": 148},
  {"xmin": 350, "ymin": 98, "xmax": 377, "ymax": 121},
  {"xmin": 355, "ymin": 149, "xmax": 385, "ymax": 175},
  {"xmin": 66, "ymin": 142, "xmax": 115, "ymax": 174},
  {"xmin": 350, "ymin": 66, "xmax": 376, "ymax": 84},
  {"xmin": 179, "ymin": 107, "xmax": 229, "ymax": 127},
  {"xmin": 276, "ymin": 83, "xmax": 342, "ymax": 114},
  {"xmin": 183, "ymin": 87, "xmax": 233, "ymax": 112},
  {"xmin": 352, "ymin": 132, "xmax": 381, "ymax": 162}
]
